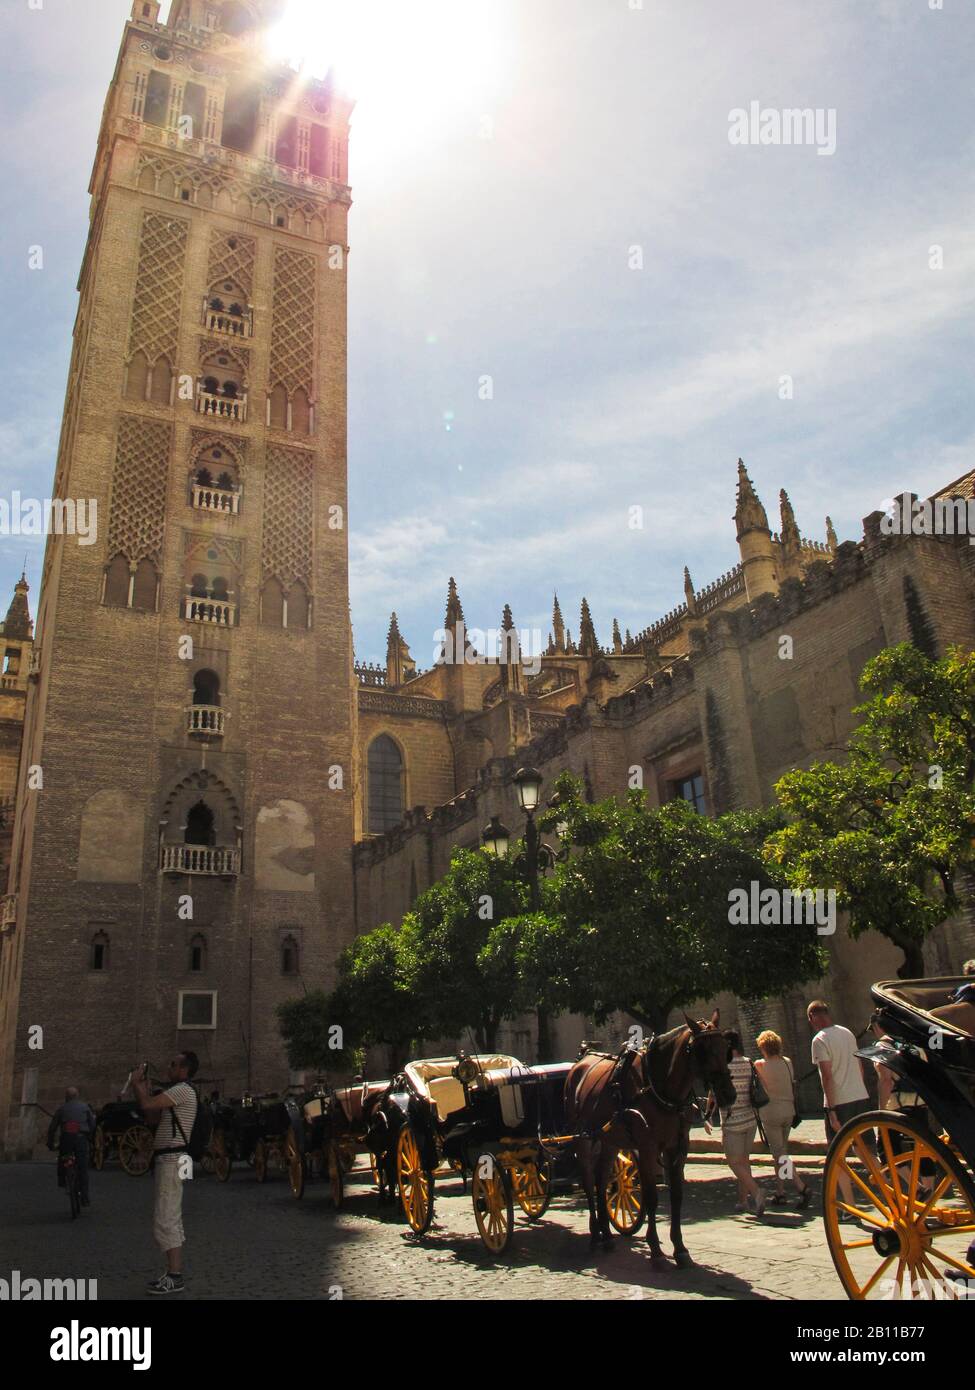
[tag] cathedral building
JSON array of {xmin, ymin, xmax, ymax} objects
[{"xmin": 2, "ymin": 1, "xmax": 974, "ymax": 1153}]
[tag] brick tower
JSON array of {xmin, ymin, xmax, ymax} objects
[{"xmin": 0, "ymin": 0, "xmax": 356, "ymax": 1154}]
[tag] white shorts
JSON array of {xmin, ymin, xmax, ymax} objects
[{"xmin": 153, "ymin": 1154, "xmax": 185, "ymax": 1252}]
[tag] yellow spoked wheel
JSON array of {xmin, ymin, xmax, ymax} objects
[
  {"xmin": 369, "ymin": 1153, "xmax": 381, "ymax": 1189},
  {"xmin": 212, "ymin": 1131, "xmax": 232, "ymax": 1183},
  {"xmin": 512, "ymin": 1160, "xmax": 552, "ymax": 1221},
  {"xmin": 824, "ymin": 1110, "xmax": 975, "ymax": 1300},
  {"xmin": 92, "ymin": 1125, "xmax": 106, "ymax": 1172},
  {"xmin": 328, "ymin": 1142, "xmax": 345, "ymax": 1210},
  {"xmin": 397, "ymin": 1126, "xmax": 434, "ymax": 1234},
  {"xmin": 254, "ymin": 1138, "xmax": 268, "ymax": 1183},
  {"xmin": 287, "ymin": 1130, "xmax": 305, "ymax": 1199},
  {"xmin": 606, "ymin": 1149, "xmax": 645, "ymax": 1235},
  {"xmin": 118, "ymin": 1125, "xmax": 153, "ymax": 1176},
  {"xmin": 472, "ymin": 1155, "xmax": 514, "ymax": 1255}
]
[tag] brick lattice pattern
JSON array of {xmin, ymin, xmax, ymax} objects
[
  {"xmin": 262, "ymin": 446, "xmax": 313, "ymax": 587},
  {"xmin": 127, "ymin": 211, "xmax": 189, "ymax": 363},
  {"xmin": 107, "ymin": 414, "xmax": 172, "ymax": 563},
  {"xmin": 269, "ymin": 246, "xmax": 316, "ymax": 395},
  {"xmin": 206, "ymin": 229, "xmax": 256, "ymax": 295}
]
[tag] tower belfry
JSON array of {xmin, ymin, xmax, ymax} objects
[{"xmin": 0, "ymin": 0, "xmax": 355, "ymax": 1151}]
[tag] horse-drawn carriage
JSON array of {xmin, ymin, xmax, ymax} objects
[
  {"xmin": 823, "ymin": 977, "xmax": 975, "ymax": 1300},
  {"xmin": 206, "ymin": 1093, "xmax": 304, "ymax": 1192},
  {"xmin": 92, "ymin": 1101, "xmax": 153, "ymax": 1176},
  {"xmin": 372, "ymin": 1053, "xmax": 577, "ymax": 1253}
]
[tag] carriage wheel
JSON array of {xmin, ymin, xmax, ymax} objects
[
  {"xmin": 824, "ymin": 1109, "xmax": 975, "ymax": 1300},
  {"xmin": 287, "ymin": 1131, "xmax": 305, "ymax": 1199},
  {"xmin": 397, "ymin": 1127, "xmax": 434, "ymax": 1234},
  {"xmin": 254, "ymin": 1138, "xmax": 268, "ymax": 1183},
  {"xmin": 472, "ymin": 1155, "xmax": 514, "ymax": 1255},
  {"xmin": 92, "ymin": 1125, "xmax": 106, "ymax": 1172},
  {"xmin": 512, "ymin": 1160, "xmax": 552, "ymax": 1221},
  {"xmin": 606, "ymin": 1148, "xmax": 645, "ymax": 1235},
  {"xmin": 328, "ymin": 1143, "xmax": 345, "ymax": 1209},
  {"xmin": 118, "ymin": 1125, "xmax": 153, "ymax": 1177},
  {"xmin": 212, "ymin": 1131, "xmax": 232, "ymax": 1183},
  {"xmin": 370, "ymin": 1152, "xmax": 381, "ymax": 1189}
]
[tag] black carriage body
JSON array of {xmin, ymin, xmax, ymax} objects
[
  {"xmin": 867, "ymin": 976, "xmax": 975, "ymax": 1170},
  {"xmin": 96, "ymin": 1100, "xmax": 146, "ymax": 1138}
]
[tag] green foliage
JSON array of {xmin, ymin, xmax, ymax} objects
[
  {"xmin": 276, "ymin": 990, "xmax": 358, "ymax": 1074},
  {"xmin": 764, "ymin": 644, "xmax": 975, "ymax": 976},
  {"xmin": 538, "ymin": 772, "xmax": 824, "ymax": 1031}
]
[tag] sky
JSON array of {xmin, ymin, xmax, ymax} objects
[{"xmin": 1, "ymin": 0, "xmax": 973, "ymax": 666}]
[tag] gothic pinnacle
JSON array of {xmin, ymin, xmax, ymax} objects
[
  {"xmin": 779, "ymin": 488, "xmax": 801, "ymax": 547},
  {"xmin": 444, "ymin": 576, "xmax": 464, "ymax": 629},
  {"xmin": 612, "ymin": 618, "xmax": 622, "ymax": 653},
  {"xmin": 734, "ymin": 458, "xmax": 770, "ymax": 537},
  {"xmin": 579, "ymin": 597, "xmax": 597, "ymax": 657},
  {"xmin": 552, "ymin": 593, "xmax": 566, "ymax": 652},
  {"xmin": 826, "ymin": 516, "xmax": 838, "ymax": 551},
  {"xmin": 683, "ymin": 566, "xmax": 698, "ymax": 615}
]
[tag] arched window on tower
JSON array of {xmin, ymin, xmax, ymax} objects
[
  {"xmin": 185, "ymin": 801, "xmax": 216, "ymax": 847},
  {"xmin": 149, "ymin": 356, "xmax": 173, "ymax": 406},
  {"xmin": 268, "ymin": 383, "xmax": 288, "ymax": 430},
  {"xmin": 89, "ymin": 931, "xmax": 110, "ymax": 971},
  {"xmin": 287, "ymin": 582, "xmax": 308, "ymax": 630},
  {"xmin": 261, "ymin": 577, "xmax": 285, "ymax": 627},
  {"xmin": 132, "ymin": 559, "xmax": 158, "ymax": 611},
  {"xmin": 193, "ymin": 669, "xmax": 220, "ymax": 706},
  {"xmin": 281, "ymin": 934, "xmax": 299, "ymax": 976},
  {"xmin": 189, "ymin": 934, "xmax": 207, "ymax": 973},
  {"xmin": 367, "ymin": 735, "xmax": 405, "ymax": 834},
  {"xmin": 291, "ymin": 387, "xmax": 310, "ymax": 435},
  {"xmin": 125, "ymin": 350, "xmax": 149, "ymax": 401},
  {"xmin": 104, "ymin": 556, "xmax": 131, "ymax": 609}
]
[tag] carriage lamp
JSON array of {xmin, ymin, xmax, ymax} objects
[
  {"xmin": 513, "ymin": 765, "xmax": 543, "ymax": 813},
  {"xmin": 481, "ymin": 815, "xmax": 510, "ymax": 859}
]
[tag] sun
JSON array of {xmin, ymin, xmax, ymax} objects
[{"xmin": 267, "ymin": 0, "xmax": 505, "ymax": 127}]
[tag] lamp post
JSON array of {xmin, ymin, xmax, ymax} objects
[{"xmin": 482, "ymin": 766, "xmax": 562, "ymax": 1062}]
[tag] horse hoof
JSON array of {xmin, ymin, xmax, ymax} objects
[
  {"xmin": 674, "ymin": 1252, "xmax": 694, "ymax": 1269},
  {"xmin": 650, "ymin": 1255, "xmax": 671, "ymax": 1272}
]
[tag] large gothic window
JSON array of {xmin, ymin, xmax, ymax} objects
[{"xmin": 367, "ymin": 735, "xmax": 404, "ymax": 834}]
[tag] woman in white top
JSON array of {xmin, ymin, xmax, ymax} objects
[{"xmin": 755, "ymin": 1030, "xmax": 811, "ymax": 1209}]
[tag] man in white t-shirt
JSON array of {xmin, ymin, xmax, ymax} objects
[
  {"xmin": 133, "ymin": 1051, "xmax": 199, "ymax": 1296},
  {"xmin": 808, "ymin": 1000, "xmax": 871, "ymax": 1218}
]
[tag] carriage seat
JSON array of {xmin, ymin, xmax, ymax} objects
[
  {"xmin": 405, "ymin": 1056, "xmax": 522, "ymax": 1122},
  {"xmin": 884, "ymin": 983, "xmax": 975, "ymax": 1038}
]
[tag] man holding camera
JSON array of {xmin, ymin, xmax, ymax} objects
[{"xmin": 132, "ymin": 1052, "xmax": 199, "ymax": 1296}]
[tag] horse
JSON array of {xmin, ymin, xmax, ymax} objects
[{"xmin": 564, "ymin": 1010, "xmax": 737, "ymax": 1266}]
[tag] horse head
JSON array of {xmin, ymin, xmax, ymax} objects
[{"xmin": 683, "ymin": 1010, "xmax": 737, "ymax": 1110}]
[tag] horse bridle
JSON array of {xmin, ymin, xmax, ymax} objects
[{"xmin": 633, "ymin": 1027, "xmax": 712, "ymax": 1116}]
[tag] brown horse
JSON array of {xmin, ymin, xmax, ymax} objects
[{"xmin": 564, "ymin": 1011, "xmax": 736, "ymax": 1266}]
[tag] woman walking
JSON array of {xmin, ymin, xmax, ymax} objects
[
  {"xmin": 754, "ymin": 1030, "xmax": 811, "ymax": 1209},
  {"xmin": 711, "ymin": 1029, "xmax": 765, "ymax": 1217}
]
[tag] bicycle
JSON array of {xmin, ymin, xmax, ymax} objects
[{"xmin": 59, "ymin": 1149, "xmax": 81, "ymax": 1219}]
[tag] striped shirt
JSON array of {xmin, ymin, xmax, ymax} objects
[
  {"xmin": 154, "ymin": 1082, "xmax": 198, "ymax": 1154},
  {"xmin": 721, "ymin": 1056, "xmax": 756, "ymax": 1132}
]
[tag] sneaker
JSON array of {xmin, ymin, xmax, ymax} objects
[{"xmin": 146, "ymin": 1273, "xmax": 184, "ymax": 1296}]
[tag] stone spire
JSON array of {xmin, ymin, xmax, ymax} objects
[
  {"xmin": 683, "ymin": 565, "xmax": 698, "ymax": 616},
  {"xmin": 439, "ymin": 577, "xmax": 465, "ymax": 665},
  {"xmin": 779, "ymin": 488, "xmax": 802, "ymax": 580},
  {"xmin": 500, "ymin": 604, "xmax": 522, "ymax": 692},
  {"xmin": 612, "ymin": 618, "xmax": 623, "ymax": 654},
  {"xmin": 386, "ymin": 611, "xmax": 415, "ymax": 686},
  {"xmin": 552, "ymin": 594, "xmax": 566, "ymax": 654},
  {"xmin": 826, "ymin": 516, "xmax": 838, "ymax": 553},
  {"xmin": 734, "ymin": 459, "xmax": 778, "ymax": 601},
  {"xmin": 578, "ymin": 598, "xmax": 597, "ymax": 657},
  {"xmin": 444, "ymin": 577, "xmax": 464, "ymax": 629},
  {"xmin": 1, "ymin": 573, "xmax": 32, "ymax": 641}
]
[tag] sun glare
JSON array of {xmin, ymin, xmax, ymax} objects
[{"xmin": 267, "ymin": 0, "xmax": 504, "ymax": 127}]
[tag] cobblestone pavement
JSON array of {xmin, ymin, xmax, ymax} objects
[{"xmin": 0, "ymin": 1158, "xmax": 845, "ymax": 1301}]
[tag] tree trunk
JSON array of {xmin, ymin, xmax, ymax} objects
[{"xmin": 895, "ymin": 943, "xmax": 926, "ymax": 979}]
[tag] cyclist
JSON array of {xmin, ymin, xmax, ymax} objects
[{"xmin": 47, "ymin": 1087, "xmax": 96, "ymax": 1208}]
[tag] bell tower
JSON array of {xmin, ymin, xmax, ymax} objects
[{"xmin": 0, "ymin": 0, "xmax": 355, "ymax": 1152}]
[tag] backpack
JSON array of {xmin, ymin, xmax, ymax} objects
[{"xmin": 170, "ymin": 1085, "xmax": 212, "ymax": 1161}]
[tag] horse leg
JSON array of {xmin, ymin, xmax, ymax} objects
[
  {"xmin": 594, "ymin": 1139, "xmax": 615, "ymax": 1249},
  {"xmin": 636, "ymin": 1132, "xmax": 668, "ymax": 1270},
  {"xmin": 667, "ymin": 1150, "xmax": 692, "ymax": 1267},
  {"xmin": 577, "ymin": 1138, "xmax": 601, "ymax": 1247}
]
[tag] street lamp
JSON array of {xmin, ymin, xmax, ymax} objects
[
  {"xmin": 481, "ymin": 815, "xmax": 510, "ymax": 859},
  {"xmin": 513, "ymin": 765, "xmax": 543, "ymax": 814}
]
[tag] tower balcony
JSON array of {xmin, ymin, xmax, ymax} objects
[
  {"xmin": 197, "ymin": 388, "xmax": 247, "ymax": 423},
  {"xmin": 192, "ymin": 482, "xmax": 240, "ymax": 515},
  {"xmin": 184, "ymin": 597, "xmax": 236, "ymax": 627},
  {"xmin": 160, "ymin": 845, "xmax": 240, "ymax": 877},
  {"xmin": 202, "ymin": 299, "xmax": 253, "ymax": 339},
  {"xmin": 186, "ymin": 704, "xmax": 226, "ymax": 738}
]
